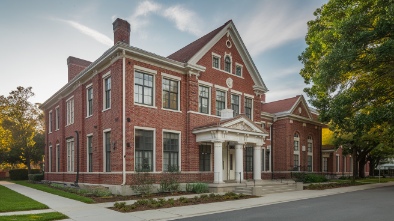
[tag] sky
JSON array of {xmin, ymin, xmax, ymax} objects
[{"xmin": 0, "ymin": 0, "xmax": 328, "ymax": 105}]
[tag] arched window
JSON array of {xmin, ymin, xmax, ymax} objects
[{"xmin": 224, "ymin": 56, "xmax": 231, "ymax": 73}]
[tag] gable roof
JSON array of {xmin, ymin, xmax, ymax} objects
[
  {"xmin": 262, "ymin": 96, "xmax": 301, "ymax": 114},
  {"xmin": 168, "ymin": 20, "xmax": 232, "ymax": 63}
]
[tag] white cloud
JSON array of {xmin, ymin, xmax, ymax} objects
[
  {"xmin": 60, "ymin": 19, "xmax": 113, "ymax": 46},
  {"xmin": 129, "ymin": 0, "xmax": 162, "ymax": 33},
  {"xmin": 162, "ymin": 5, "xmax": 202, "ymax": 36},
  {"xmin": 239, "ymin": 2, "xmax": 314, "ymax": 56}
]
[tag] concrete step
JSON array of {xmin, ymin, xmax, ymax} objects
[{"xmin": 234, "ymin": 186, "xmax": 253, "ymax": 195}]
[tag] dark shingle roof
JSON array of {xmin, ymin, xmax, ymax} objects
[
  {"xmin": 262, "ymin": 96, "xmax": 301, "ymax": 114},
  {"xmin": 167, "ymin": 20, "xmax": 232, "ymax": 63}
]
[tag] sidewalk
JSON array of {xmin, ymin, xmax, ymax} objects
[{"xmin": 1, "ymin": 181, "xmax": 393, "ymax": 221}]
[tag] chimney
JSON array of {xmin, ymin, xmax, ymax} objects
[
  {"xmin": 113, "ymin": 18, "xmax": 130, "ymax": 45},
  {"xmin": 67, "ymin": 56, "xmax": 92, "ymax": 82}
]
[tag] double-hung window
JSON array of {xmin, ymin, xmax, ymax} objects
[
  {"xmin": 163, "ymin": 132, "xmax": 179, "ymax": 172},
  {"xmin": 48, "ymin": 145, "xmax": 52, "ymax": 172},
  {"xmin": 293, "ymin": 133, "xmax": 300, "ymax": 171},
  {"xmin": 56, "ymin": 144, "xmax": 60, "ymax": 172},
  {"xmin": 67, "ymin": 139, "xmax": 74, "ymax": 172},
  {"xmin": 55, "ymin": 107, "xmax": 59, "ymax": 130},
  {"xmin": 104, "ymin": 77, "xmax": 111, "ymax": 109},
  {"xmin": 135, "ymin": 71, "xmax": 153, "ymax": 106},
  {"xmin": 48, "ymin": 111, "xmax": 52, "ymax": 133},
  {"xmin": 224, "ymin": 56, "xmax": 231, "ymax": 73},
  {"xmin": 235, "ymin": 65, "xmax": 242, "ymax": 76},
  {"xmin": 245, "ymin": 97, "xmax": 252, "ymax": 119},
  {"xmin": 135, "ymin": 129, "xmax": 154, "ymax": 172},
  {"xmin": 199, "ymin": 85, "xmax": 209, "ymax": 114},
  {"xmin": 231, "ymin": 94, "xmax": 239, "ymax": 117},
  {"xmin": 66, "ymin": 98, "xmax": 74, "ymax": 126},
  {"xmin": 215, "ymin": 90, "xmax": 226, "ymax": 116},
  {"xmin": 162, "ymin": 78, "xmax": 178, "ymax": 110},
  {"xmin": 87, "ymin": 135, "xmax": 93, "ymax": 172},
  {"xmin": 87, "ymin": 87, "xmax": 93, "ymax": 116},
  {"xmin": 104, "ymin": 131, "xmax": 111, "ymax": 172},
  {"xmin": 246, "ymin": 147, "xmax": 253, "ymax": 172},
  {"xmin": 294, "ymin": 154, "xmax": 299, "ymax": 171},
  {"xmin": 199, "ymin": 144, "xmax": 211, "ymax": 171},
  {"xmin": 212, "ymin": 56, "xmax": 219, "ymax": 69}
]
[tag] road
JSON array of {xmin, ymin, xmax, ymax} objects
[{"xmin": 176, "ymin": 186, "xmax": 394, "ymax": 221}]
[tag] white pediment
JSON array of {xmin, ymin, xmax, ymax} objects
[{"xmin": 221, "ymin": 117, "xmax": 265, "ymax": 134}]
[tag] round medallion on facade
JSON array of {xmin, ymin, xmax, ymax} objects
[
  {"xmin": 226, "ymin": 77, "xmax": 233, "ymax": 88},
  {"xmin": 226, "ymin": 40, "xmax": 232, "ymax": 48}
]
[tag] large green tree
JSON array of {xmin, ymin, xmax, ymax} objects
[
  {"xmin": 299, "ymin": 0, "xmax": 394, "ymax": 177},
  {"xmin": 0, "ymin": 87, "xmax": 44, "ymax": 173}
]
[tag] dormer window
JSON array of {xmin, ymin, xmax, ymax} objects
[{"xmin": 224, "ymin": 56, "xmax": 231, "ymax": 73}]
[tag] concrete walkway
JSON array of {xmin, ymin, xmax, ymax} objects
[{"xmin": 1, "ymin": 181, "xmax": 393, "ymax": 221}]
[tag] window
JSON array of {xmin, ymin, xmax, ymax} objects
[
  {"xmin": 224, "ymin": 56, "xmax": 231, "ymax": 73},
  {"xmin": 56, "ymin": 144, "xmax": 60, "ymax": 172},
  {"xmin": 343, "ymin": 156, "xmax": 346, "ymax": 173},
  {"xmin": 307, "ymin": 136, "xmax": 313, "ymax": 152},
  {"xmin": 308, "ymin": 156, "xmax": 312, "ymax": 172},
  {"xmin": 55, "ymin": 107, "xmax": 59, "ymax": 130},
  {"xmin": 261, "ymin": 149, "xmax": 265, "ymax": 171},
  {"xmin": 134, "ymin": 71, "xmax": 153, "ymax": 106},
  {"xmin": 294, "ymin": 154, "xmax": 299, "ymax": 171},
  {"xmin": 350, "ymin": 157, "xmax": 353, "ymax": 172},
  {"xmin": 323, "ymin": 158, "xmax": 328, "ymax": 172},
  {"xmin": 163, "ymin": 132, "xmax": 179, "ymax": 171},
  {"xmin": 246, "ymin": 147, "xmax": 253, "ymax": 172},
  {"xmin": 87, "ymin": 136, "xmax": 93, "ymax": 172},
  {"xmin": 135, "ymin": 129, "xmax": 154, "ymax": 172},
  {"xmin": 336, "ymin": 155, "xmax": 340, "ymax": 172},
  {"xmin": 212, "ymin": 56, "xmax": 219, "ymax": 69},
  {"xmin": 265, "ymin": 149, "xmax": 270, "ymax": 171},
  {"xmin": 245, "ymin": 97, "xmax": 252, "ymax": 119},
  {"xmin": 236, "ymin": 65, "xmax": 242, "ymax": 76},
  {"xmin": 104, "ymin": 131, "xmax": 111, "ymax": 172},
  {"xmin": 294, "ymin": 133, "xmax": 299, "ymax": 151},
  {"xmin": 231, "ymin": 94, "xmax": 239, "ymax": 117},
  {"xmin": 103, "ymin": 77, "xmax": 111, "ymax": 109},
  {"xmin": 199, "ymin": 144, "xmax": 211, "ymax": 171},
  {"xmin": 48, "ymin": 111, "xmax": 52, "ymax": 133},
  {"xmin": 162, "ymin": 78, "xmax": 178, "ymax": 110},
  {"xmin": 199, "ymin": 85, "xmax": 209, "ymax": 114},
  {"xmin": 66, "ymin": 98, "xmax": 74, "ymax": 126},
  {"xmin": 67, "ymin": 139, "xmax": 74, "ymax": 172},
  {"xmin": 87, "ymin": 87, "xmax": 93, "ymax": 116},
  {"xmin": 48, "ymin": 145, "xmax": 52, "ymax": 172},
  {"xmin": 216, "ymin": 90, "xmax": 226, "ymax": 116}
]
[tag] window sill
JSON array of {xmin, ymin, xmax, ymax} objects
[
  {"xmin": 86, "ymin": 115, "xmax": 93, "ymax": 119},
  {"xmin": 187, "ymin": 111, "xmax": 221, "ymax": 118},
  {"xmin": 213, "ymin": 67, "xmax": 244, "ymax": 79},
  {"xmin": 102, "ymin": 108, "xmax": 111, "ymax": 112},
  {"xmin": 134, "ymin": 103, "xmax": 157, "ymax": 109},
  {"xmin": 161, "ymin": 108, "xmax": 182, "ymax": 113}
]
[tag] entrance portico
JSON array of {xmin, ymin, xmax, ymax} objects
[{"xmin": 193, "ymin": 114, "xmax": 268, "ymax": 183}]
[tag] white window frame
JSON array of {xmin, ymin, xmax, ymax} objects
[
  {"xmin": 323, "ymin": 157, "xmax": 328, "ymax": 172},
  {"xmin": 235, "ymin": 62, "xmax": 243, "ymax": 77},
  {"xmin": 215, "ymin": 89, "xmax": 227, "ymax": 116},
  {"xmin": 48, "ymin": 144, "xmax": 52, "ymax": 172},
  {"xmin": 86, "ymin": 84, "xmax": 93, "ymax": 117},
  {"xmin": 244, "ymin": 95, "xmax": 253, "ymax": 120},
  {"xmin": 67, "ymin": 138, "xmax": 74, "ymax": 172},
  {"xmin": 134, "ymin": 126, "xmax": 156, "ymax": 172},
  {"xmin": 87, "ymin": 133, "xmax": 93, "ymax": 172},
  {"xmin": 162, "ymin": 129, "xmax": 182, "ymax": 172},
  {"xmin": 307, "ymin": 135, "xmax": 313, "ymax": 171},
  {"xmin": 161, "ymin": 73, "xmax": 181, "ymax": 112},
  {"xmin": 294, "ymin": 133, "xmax": 300, "ymax": 171},
  {"xmin": 198, "ymin": 82, "xmax": 212, "ymax": 115},
  {"xmin": 103, "ymin": 129, "xmax": 111, "ymax": 172},
  {"xmin": 336, "ymin": 154, "xmax": 340, "ymax": 172},
  {"xmin": 212, "ymin": 52, "xmax": 221, "ymax": 70},
  {"xmin": 224, "ymin": 53, "xmax": 232, "ymax": 74},
  {"xmin": 66, "ymin": 97, "xmax": 74, "ymax": 126},
  {"xmin": 55, "ymin": 106, "xmax": 59, "ymax": 130},
  {"xmin": 56, "ymin": 144, "xmax": 59, "ymax": 172},
  {"xmin": 48, "ymin": 110, "xmax": 52, "ymax": 133},
  {"xmin": 134, "ymin": 66, "xmax": 157, "ymax": 108},
  {"xmin": 103, "ymin": 73, "xmax": 111, "ymax": 111},
  {"xmin": 343, "ymin": 156, "xmax": 346, "ymax": 173},
  {"xmin": 231, "ymin": 93, "xmax": 240, "ymax": 117}
]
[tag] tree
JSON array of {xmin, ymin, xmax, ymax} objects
[
  {"xmin": 0, "ymin": 87, "xmax": 44, "ymax": 173},
  {"xmin": 299, "ymin": 0, "xmax": 394, "ymax": 178}
]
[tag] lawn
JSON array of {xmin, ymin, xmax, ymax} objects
[
  {"xmin": 12, "ymin": 181, "xmax": 94, "ymax": 204},
  {"xmin": 0, "ymin": 212, "xmax": 68, "ymax": 221},
  {"xmin": 0, "ymin": 185, "xmax": 48, "ymax": 212}
]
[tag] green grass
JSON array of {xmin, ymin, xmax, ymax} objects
[
  {"xmin": 332, "ymin": 177, "xmax": 394, "ymax": 184},
  {"xmin": 0, "ymin": 185, "xmax": 48, "ymax": 212},
  {"xmin": 0, "ymin": 212, "xmax": 68, "ymax": 221},
  {"xmin": 12, "ymin": 181, "xmax": 94, "ymax": 204}
]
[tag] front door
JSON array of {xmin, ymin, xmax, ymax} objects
[{"xmin": 228, "ymin": 149, "xmax": 235, "ymax": 180}]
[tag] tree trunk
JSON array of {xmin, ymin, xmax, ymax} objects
[
  {"xmin": 359, "ymin": 157, "xmax": 366, "ymax": 178},
  {"xmin": 369, "ymin": 159, "xmax": 375, "ymax": 177},
  {"xmin": 26, "ymin": 155, "xmax": 31, "ymax": 174},
  {"xmin": 352, "ymin": 148, "xmax": 359, "ymax": 180}
]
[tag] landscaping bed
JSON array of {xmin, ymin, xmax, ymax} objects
[
  {"xmin": 304, "ymin": 182, "xmax": 363, "ymax": 190},
  {"xmin": 111, "ymin": 192, "xmax": 255, "ymax": 213}
]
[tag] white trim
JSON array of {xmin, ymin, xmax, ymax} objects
[
  {"xmin": 198, "ymin": 84, "xmax": 212, "ymax": 115},
  {"xmin": 231, "ymin": 89, "xmax": 242, "ymax": 95},
  {"xmin": 102, "ymin": 75, "xmax": 111, "ymax": 111},
  {"xmin": 102, "ymin": 71, "xmax": 111, "ymax": 79},
  {"xmin": 162, "ymin": 129, "xmax": 182, "ymax": 172},
  {"xmin": 187, "ymin": 111, "xmax": 221, "ymax": 118},
  {"xmin": 134, "ymin": 70, "xmax": 156, "ymax": 107},
  {"xmin": 212, "ymin": 52, "xmax": 222, "ymax": 58},
  {"xmin": 214, "ymin": 84, "xmax": 229, "ymax": 91},
  {"xmin": 212, "ymin": 52, "xmax": 221, "ymax": 70},
  {"xmin": 235, "ymin": 62, "xmax": 243, "ymax": 77},
  {"xmin": 103, "ymin": 129, "xmax": 111, "ymax": 172},
  {"xmin": 231, "ymin": 93, "xmax": 241, "ymax": 116},
  {"xmin": 161, "ymin": 72, "xmax": 181, "ymax": 81},
  {"xmin": 85, "ymin": 83, "xmax": 93, "ymax": 88},
  {"xmin": 66, "ymin": 138, "xmax": 74, "ymax": 172},
  {"xmin": 198, "ymin": 80, "xmax": 213, "ymax": 87},
  {"xmin": 134, "ymin": 103, "xmax": 158, "ymax": 109},
  {"xmin": 134, "ymin": 126, "xmax": 156, "ymax": 172},
  {"xmin": 66, "ymin": 98, "xmax": 74, "ymax": 126},
  {"xmin": 48, "ymin": 110, "xmax": 53, "ymax": 134},
  {"xmin": 48, "ymin": 144, "xmax": 52, "ymax": 172},
  {"xmin": 215, "ymin": 89, "xmax": 227, "ymax": 116},
  {"xmin": 244, "ymin": 96, "xmax": 253, "ymax": 120},
  {"xmin": 134, "ymin": 65, "xmax": 157, "ymax": 75},
  {"xmin": 86, "ymin": 86, "xmax": 93, "ymax": 117},
  {"xmin": 55, "ymin": 106, "xmax": 59, "ymax": 131},
  {"xmin": 224, "ymin": 53, "xmax": 233, "ymax": 74},
  {"xmin": 66, "ymin": 95, "xmax": 74, "ymax": 102},
  {"xmin": 55, "ymin": 144, "xmax": 59, "ymax": 172},
  {"xmin": 244, "ymin": 93, "xmax": 254, "ymax": 98},
  {"xmin": 86, "ymin": 134, "xmax": 93, "ymax": 172}
]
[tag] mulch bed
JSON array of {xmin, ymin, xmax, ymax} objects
[
  {"xmin": 90, "ymin": 192, "xmax": 196, "ymax": 203},
  {"xmin": 304, "ymin": 182, "xmax": 363, "ymax": 190}
]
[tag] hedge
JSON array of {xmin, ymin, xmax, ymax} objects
[{"xmin": 9, "ymin": 169, "xmax": 41, "ymax": 180}]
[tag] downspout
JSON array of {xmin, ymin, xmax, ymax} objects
[
  {"xmin": 270, "ymin": 123, "xmax": 274, "ymax": 180},
  {"xmin": 121, "ymin": 50, "xmax": 126, "ymax": 185},
  {"xmin": 74, "ymin": 131, "xmax": 79, "ymax": 187}
]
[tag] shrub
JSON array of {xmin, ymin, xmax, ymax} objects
[
  {"xmin": 28, "ymin": 173, "xmax": 44, "ymax": 181},
  {"xmin": 114, "ymin": 202, "xmax": 126, "ymax": 209},
  {"xmin": 293, "ymin": 173, "xmax": 328, "ymax": 183},
  {"xmin": 9, "ymin": 169, "xmax": 41, "ymax": 180},
  {"xmin": 158, "ymin": 171, "xmax": 180, "ymax": 193},
  {"xmin": 130, "ymin": 172, "xmax": 155, "ymax": 197},
  {"xmin": 186, "ymin": 182, "xmax": 209, "ymax": 193}
]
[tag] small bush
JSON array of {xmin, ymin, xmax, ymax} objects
[
  {"xmin": 28, "ymin": 173, "xmax": 44, "ymax": 181},
  {"xmin": 114, "ymin": 202, "xmax": 126, "ymax": 209},
  {"xmin": 9, "ymin": 169, "xmax": 41, "ymax": 180},
  {"xmin": 130, "ymin": 172, "xmax": 155, "ymax": 197},
  {"xmin": 186, "ymin": 182, "xmax": 209, "ymax": 193},
  {"xmin": 293, "ymin": 173, "xmax": 328, "ymax": 183},
  {"xmin": 158, "ymin": 171, "xmax": 180, "ymax": 193}
]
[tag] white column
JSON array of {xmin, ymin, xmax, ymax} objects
[
  {"xmin": 213, "ymin": 141, "xmax": 223, "ymax": 183},
  {"xmin": 253, "ymin": 146, "xmax": 262, "ymax": 180},
  {"xmin": 235, "ymin": 143, "xmax": 244, "ymax": 182}
]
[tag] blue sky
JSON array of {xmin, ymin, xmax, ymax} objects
[{"xmin": 0, "ymin": 0, "xmax": 327, "ymax": 104}]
